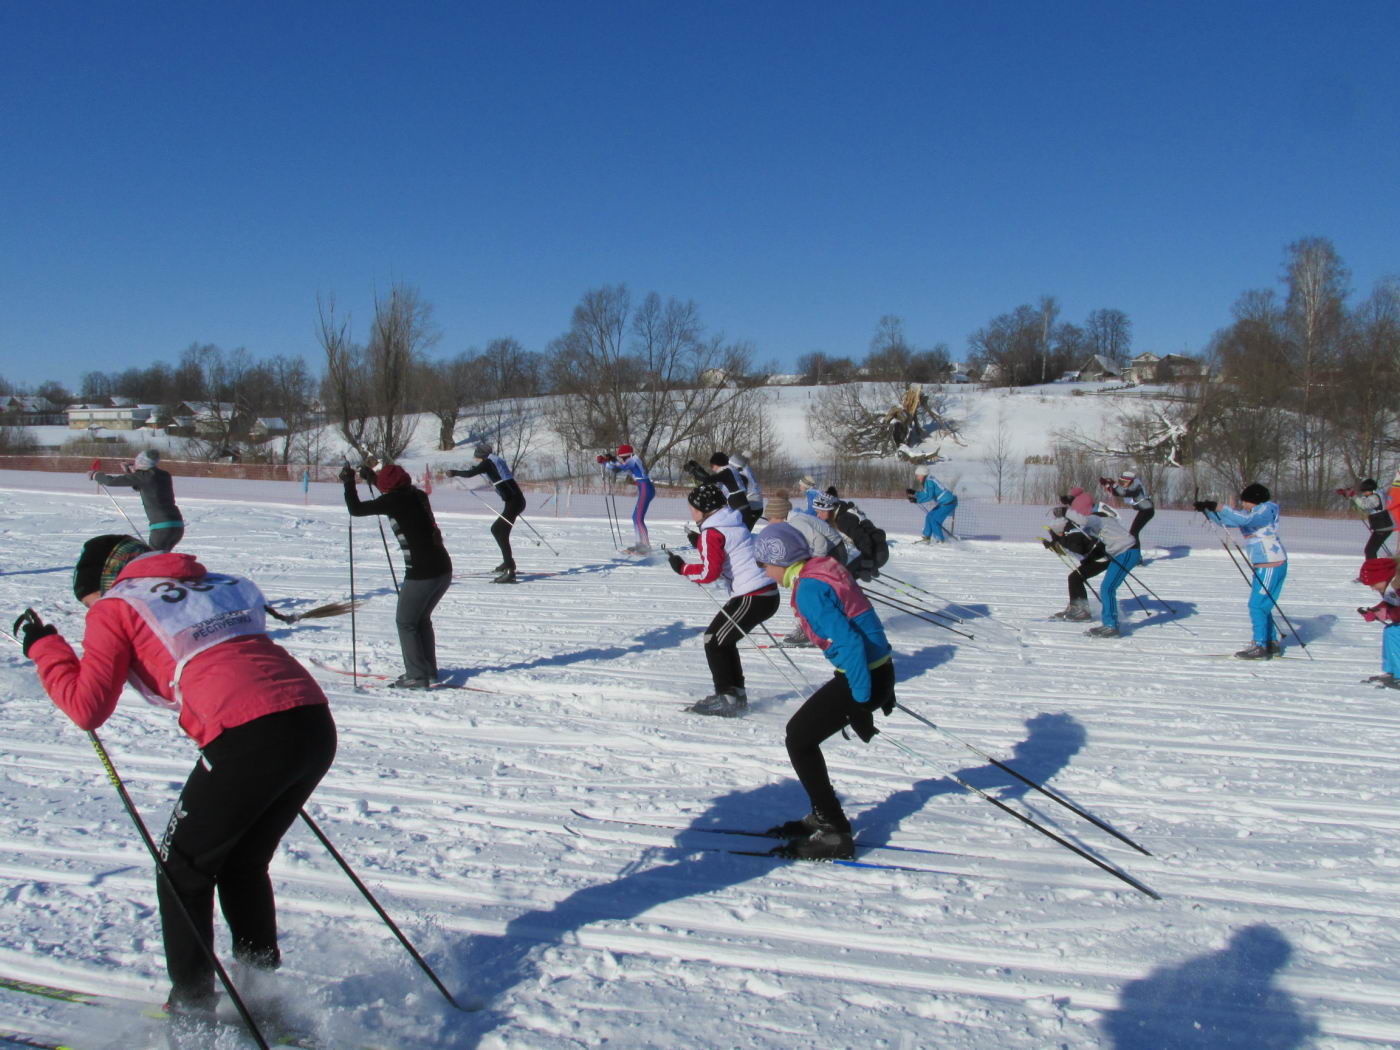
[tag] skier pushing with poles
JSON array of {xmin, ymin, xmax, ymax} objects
[
  {"xmin": 89, "ymin": 449, "xmax": 186, "ymax": 550},
  {"xmin": 597, "ymin": 444, "xmax": 654, "ymax": 554},
  {"xmin": 447, "ymin": 442, "xmax": 526, "ymax": 583},
  {"xmin": 761, "ymin": 490, "xmax": 848, "ymax": 646},
  {"xmin": 1099, "ymin": 469, "xmax": 1155, "ymax": 541},
  {"xmin": 751, "ymin": 522, "xmax": 896, "ymax": 860},
  {"xmin": 340, "ymin": 462, "xmax": 453, "ymax": 687},
  {"xmin": 12, "ymin": 535, "xmax": 337, "ymax": 1035},
  {"xmin": 668, "ymin": 482, "xmax": 780, "ymax": 717},
  {"xmin": 1356, "ymin": 556, "xmax": 1400, "ymax": 689},
  {"xmin": 906, "ymin": 464, "xmax": 957, "ymax": 543},
  {"xmin": 1069, "ymin": 502, "xmax": 1141, "ymax": 639},
  {"xmin": 1336, "ymin": 478, "xmax": 1395, "ymax": 560},
  {"xmin": 1195, "ymin": 483, "xmax": 1290, "ymax": 659}
]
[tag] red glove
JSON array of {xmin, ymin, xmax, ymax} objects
[
  {"xmin": 1360, "ymin": 606, "xmax": 1382, "ymax": 622},
  {"xmin": 1099, "ymin": 477, "xmax": 1113, "ymax": 487},
  {"xmin": 596, "ymin": 454, "xmax": 608, "ymax": 464},
  {"xmin": 1337, "ymin": 488, "xmax": 1353, "ymax": 498}
]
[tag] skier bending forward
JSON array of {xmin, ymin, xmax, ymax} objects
[
  {"xmin": 15, "ymin": 534, "xmax": 336, "ymax": 1028},
  {"xmin": 752, "ymin": 521, "xmax": 896, "ymax": 860}
]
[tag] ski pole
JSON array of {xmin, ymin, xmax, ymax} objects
[
  {"xmin": 879, "ymin": 733, "xmax": 1160, "ymax": 899},
  {"xmin": 87, "ymin": 727, "xmax": 273, "ymax": 1049},
  {"xmin": 461, "ymin": 484, "xmax": 558, "ymax": 555},
  {"xmin": 1043, "ymin": 533, "xmax": 1102, "ymax": 602},
  {"xmin": 877, "ymin": 572, "xmax": 979, "ymax": 620},
  {"xmin": 894, "ymin": 702, "xmax": 1151, "ymax": 855},
  {"xmin": 864, "ymin": 578, "xmax": 964, "ymax": 623},
  {"xmin": 348, "ymin": 516, "xmax": 359, "ymax": 690},
  {"xmin": 297, "ymin": 809, "xmax": 469, "ymax": 1012},
  {"xmin": 863, "ymin": 585, "xmax": 975, "ymax": 640},
  {"xmin": 358, "ymin": 475, "xmax": 401, "ymax": 594},
  {"xmin": 1197, "ymin": 511, "xmax": 1305, "ymax": 656},
  {"xmin": 92, "ymin": 469, "xmax": 144, "ymax": 536}
]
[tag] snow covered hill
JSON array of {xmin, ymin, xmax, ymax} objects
[{"xmin": 1, "ymin": 476, "xmax": 1397, "ymax": 1049}]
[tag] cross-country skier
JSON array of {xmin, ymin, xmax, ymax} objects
[
  {"xmin": 667, "ymin": 482, "xmax": 779, "ymax": 717},
  {"xmin": 751, "ymin": 522, "xmax": 895, "ymax": 860},
  {"xmin": 597, "ymin": 444, "xmax": 654, "ymax": 553},
  {"xmin": 1044, "ymin": 504, "xmax": 1112, "ymax": 622},
  {"xmin": 1099, "ymin": 469, "xmax": 1155, "ymax": 540},
  {"xmin": 728, "ymin": 451, "xmax": 764, "ymax": 521},
  {"xmin": 1072, "ymin": 503, "xmax": 1140, "ymax": 639},
  {"xmin": 14, "ymin": 535, "xmax": 336, "ymax": 1025},
  {"xmin": 1196, "ymin": 483, "xmax": 1288, "ymax": 659},
  {"xmin": 906, "ymin": 465, "xmax": 957, "ymax": 543},
  {"xmin": 340, "ymin": 462, "xmax": 453, "ymax": 687},
  {"xmin": 447, "ymin": 442, "xmax": 526, "ymax": 583},
  {"xmin": 812, "ymin": 490, "xmax": 888, "ymax": 581},
  {"xmin": 761, "ymin": 490, "xmax": 848, "ymax": 646},
  {"xmin": 684, "ymin": 453, "xmax": 756, "ymax": 528},
  {"xmin": 794, "ymin": 475, "xmax": 823, "ymax": 515},
  {"xmin": 89, "ymin": 450, "xmax": 185, "ymax": 550},
  {"xmin": 1357, "ymin": 556, "xmax": 1400, "ymax": 689},
  {"xmin": 1337, "ymin": 479, "xmax": 1394, "ymax": 560}
]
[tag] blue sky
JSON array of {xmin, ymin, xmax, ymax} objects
[{"xmin": 3, "ymin": 1, "xmax": 1398, "ymax": 389}]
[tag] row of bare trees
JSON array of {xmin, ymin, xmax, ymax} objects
[{"xmin": 967, "ymin": 299, "xmax": 1132, "ymax": 386}]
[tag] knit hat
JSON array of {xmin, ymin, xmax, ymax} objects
[
  {"xmin": 914, "ymin": 465, "xmax": 930, "ymax": 477},
  {"xmin": 688, "ymin": 483, "xmax": 726, "ymax": 514},
  {"xmin": 1119, "ymin": 470, "xmax": 1136, "ymax": 480},
  {"xmin": 763, "ymin": 491, "xmax": 792, "ymax": 520},
  {"xmin": 753, "ymin": 522, "xmax": 811, "ymax": 567},
  {"xmin": 375, "ymin": 464, "xmax": 411, "ymax": 492},
  {"xmin": 134, "ymin": 450, "xmax": 160, "ymax": 470},
  {"xmin": 709, "ymin": 451, "xmax": 729, "ymax": 467},
  {"xmin": 1361, "ymin": 478, "xmax": 1379, "ymax": 492},
  {"xmin": 617, "ymin": 444, "xmax": 633, "ymax": 457},
  {"xmin": 73, "ymin": 534, "xmax": 151, "ymax": 600},
  {"xmin": 1240, "ymin": 482, "xmax": 1271, "ymax": 504},
  {"xmin": 474, "ymin": 442, "xmax": 493, "ymax": 457},
  {"xmin": 811, "ymin": 492, "xmax": 840, "ymax": 513},
  {"xmin": 1360, "ymin": 557, "xmax": 1396, "ymax": 585},
  {"xmin": 798, "ymin": 475, "xmax": 817, "ymax": 490},
  {"xmin": 729, "ymin": 452, "xmax": 748, "ymax": 468}
]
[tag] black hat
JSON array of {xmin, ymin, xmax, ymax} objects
[
  {"xmin": 474, "ymin": 442, "xmax": 493, "ymax": 457},
  {"xmin": 709, "ymin": 451, "xmax": 729, "ymax": 467},
  {"xmin": 73, "ymin": 534, "xmax": 151, "ymax": 600},
  {"xmin": 687, "ymin": 483, "xmax": 727, "ymax": 514},
  {"xmin": 1240, "ymin": 482, "xmax": 1271, "ymax": 504},
  {"xmin": 1361, "ymin": 478, "xmax": 1379, "ymax": 492}
]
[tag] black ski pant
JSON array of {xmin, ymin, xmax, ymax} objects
[
  {"xmin": 702, "ymin": 589, "xmax": 780, "ymax": 694},
  {"xmin": 1128, "ymin": 507, "xmax": 1154, "ymax": 540},
  {"xmin": 492, "ymin": 494, "xmax": 527, "ymax": 570},
  {"xmin": 1069, "ymin": 555, "xmax": 1110, "ymax": 602},
  {"xmin": 1366, "ymin": 527, "xmax": 1394, "ymax": 560},
  {"xmin": 785, "ymin": 660, "xmax": 896, "ymax": 830},
  {"xmin": 148, "ymin": 525, "xmax": 184, "ymax": 552},
  {"xmin": 158, "ymin": 703, "xmax": 336, "ymax": 1008},
  {"xmin": 396, "ymin": 571, "xmax": 452, "ymax": 680}
]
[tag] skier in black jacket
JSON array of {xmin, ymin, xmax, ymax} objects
[
  {"xmin": 89, "ymin": 449, "xmax": 185, "ymax": 550},
  {"xmin": 812, "ymin": 490, "xmax": 887, "ymax": 581},
  {"xmin": 448, "ymin": 442, "xmax": 527, "ymax": 583},
  {"xmin": 685, "ymin": 452, "xmax": 758, "ymax": 528},
  {"xmin": 340, "ymin": 462, "xmax": 453, "ymax": 688}
]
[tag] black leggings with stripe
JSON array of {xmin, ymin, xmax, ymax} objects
[{"xmin": 702, "ymin": 588, "xmax": 780, "ymax": 694}]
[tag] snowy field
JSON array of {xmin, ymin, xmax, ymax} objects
[{"xmin": 2, "ymin": 474, "xmax": 1399, "ymax": 1049}]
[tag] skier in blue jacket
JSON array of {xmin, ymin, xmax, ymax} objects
[
  {"xmin": 751, "ymin": 522, "xmax": 896, "ymax": 860},
  {"xmin": 598, "ymin": 444, "xmax": 654, "ymax": 553},
  {"xmin": 906, "ymin": 465, "xmax": 957, "ymax": 543},
  {"xmin": 1196, "ymin": 483, "xmax": 1287, "ymax": 659}
]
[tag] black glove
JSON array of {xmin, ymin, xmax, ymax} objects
[
  {"xmin": 1058, "ymin": 493, "xmax": 1072, "ymax": 506},
  {"xmin": 683, "ymin": 460, "xmax": 708, "ymax": 484},
  {"xmin": 12, "ymin": 609, "xmax": 57, "ymax": 658},
  {"xmin": 854, "ymin": 562, "xmax": 874, "ymax": 582},
  {"xmin": 358, "ymin": 464, "xmax": 377, "ymax": 485},
  {"xmin": 1099, "ymin": 477, "xmax": 1112, "ymax": 487},
  {"xmin": 826, "ymin": 486, "xmax": 839, "ymax": 497},
  {"xmin": 338, "ymin": 465, "xmax": 356, "ymax": 484},
  {"xmin": 907, "ymin": 495, "xmax": 917, "ymax": 503},
  {"xmin": 1051, "ymin": 506, "xmax": 1066, "ymax": 518},
  {"xmin": 1194, "ymin": 500, "xmax": 1218, "ymax": 513},
  {"xmin": 685, "ymin": 527, "xmax": 700, "ymax": 549},
  {"xmin": 667, "ymin": 553, "xmax": 686, "ymax": 575},
  {"xmin": 726, "ymin": 490, "xmax": 748, "ymax": 511},
  {"xmin": 905, "ymin": 488, "xmax": 916, "ymax": 495}
]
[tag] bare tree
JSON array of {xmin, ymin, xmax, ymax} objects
[
  {"xmin": 981, "ymin": 405, "xmax": 1014, "ymax": 502},
  {"xmin": 363, "ymin": 283, "xmax": 436, "ymax": 461},
  {"xmin": 419, "ymin": 352, "xmax": 485, "ymax": 451},
  {"xmin": 1282, "ymin": 237, "xmax": 1349, "ymax": 503},
  {"xmin": 1085, "ymin": 308, "xmax": 1133, "ymax": 369},
  {"xmin": 1037, "ymin": 295, "xmax": 1059, "ymax": 383},
  {"xmin": 317, "ymin": 295, "xmax": 371, "ymax": 460},
  {"xmin": 547, "ymin": 284, "xmax": 765, "ymax": 481}
]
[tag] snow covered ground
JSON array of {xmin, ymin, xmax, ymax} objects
[{"xmin": 2, "ymin": 473, "xmax": 1398, "ymax": 1049}]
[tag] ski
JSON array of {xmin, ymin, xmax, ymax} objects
[
  {"xmin": 306, "ymin": 659, "xmax": 495, "ymax": 692},
  {"xmin": 567, "ymin": 809, "xmax": 959, "ymax": 861},
  {"xmin": 563, "ymin": 826, "xmax": 946, "ymax": 875}
]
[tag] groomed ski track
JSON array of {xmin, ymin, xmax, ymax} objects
[{"xmin": 2, "ymin": 476, "xmax": 1398, "ymax": 1048}]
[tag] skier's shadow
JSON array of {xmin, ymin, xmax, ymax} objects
[
  {"xmin": 1101, "ymin": 924, "xmax": 1316, "ymax": 1048},
  {"xmin": 456, "ymin": 621, "xmax": 692, "ymax": 680},
  {"xmin": 1127, "ymin": 598, "xmax": 1199, "ymax": 630},
  {"xmin": 438, "ymin": 711, "xmax": 1090, "ymax": 1046},
  {"xmin": 0, "ymin": 565, "xmax": 69, "ymax": 577},
  {"xmin": 897, "ymin": 643, "xmax": 959, "ymax": 675},
  {"xmin": 1289, "ymin": 613, "xmax": 1337, "ymax": 646},
  {"xmin": 1147, "ymin": 544, "xmax": 1192, "ymax": 562}
]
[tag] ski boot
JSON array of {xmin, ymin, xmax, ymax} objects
[
  {"xmin": 1234, "ymin": 643, "xmax": 1273, "ymax": 660},
  {"xmin": 389, "ymin": 674, "xmax": 431, "ymax": 690},
  {"xmin": 1086, "ymin": 625, "xmax": 1121, "ymax": 638},
  {"xmin": 688, "ymin": 688, "xmax": 747, "ymax": 717},
  {"xmin": 1366, "ymin": 673, "xmax": 1400, "ymax": 689},
  {"xmin": 1052, "ymin": 598, "xmax": 1091, "ymax": 621},
  {"xmin": 782, "ymin": 628, "xmax": 814, "ymax": 648},
  {"xmin": 772, "ymin": 809, "xmax": 854, "ymax": 860},
  {"xmin": 1267, "ymin": 640, "xmax": 1283, "ymax": 657},
  {"xmin": 764, "ymin": 810, "xmax": 828, "ymax": 838},
  {"xmin": 492, "ymin": 568, "xmax": 517, "ymax": 584}
]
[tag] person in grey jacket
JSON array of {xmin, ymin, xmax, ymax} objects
[
  {"xmin": 1099, "ymin": 469, "xmax": 1154, "ymax": 540},
  {"xmin": 89, "ymin": 450, "xmax": 185, "ymax": 551}
]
